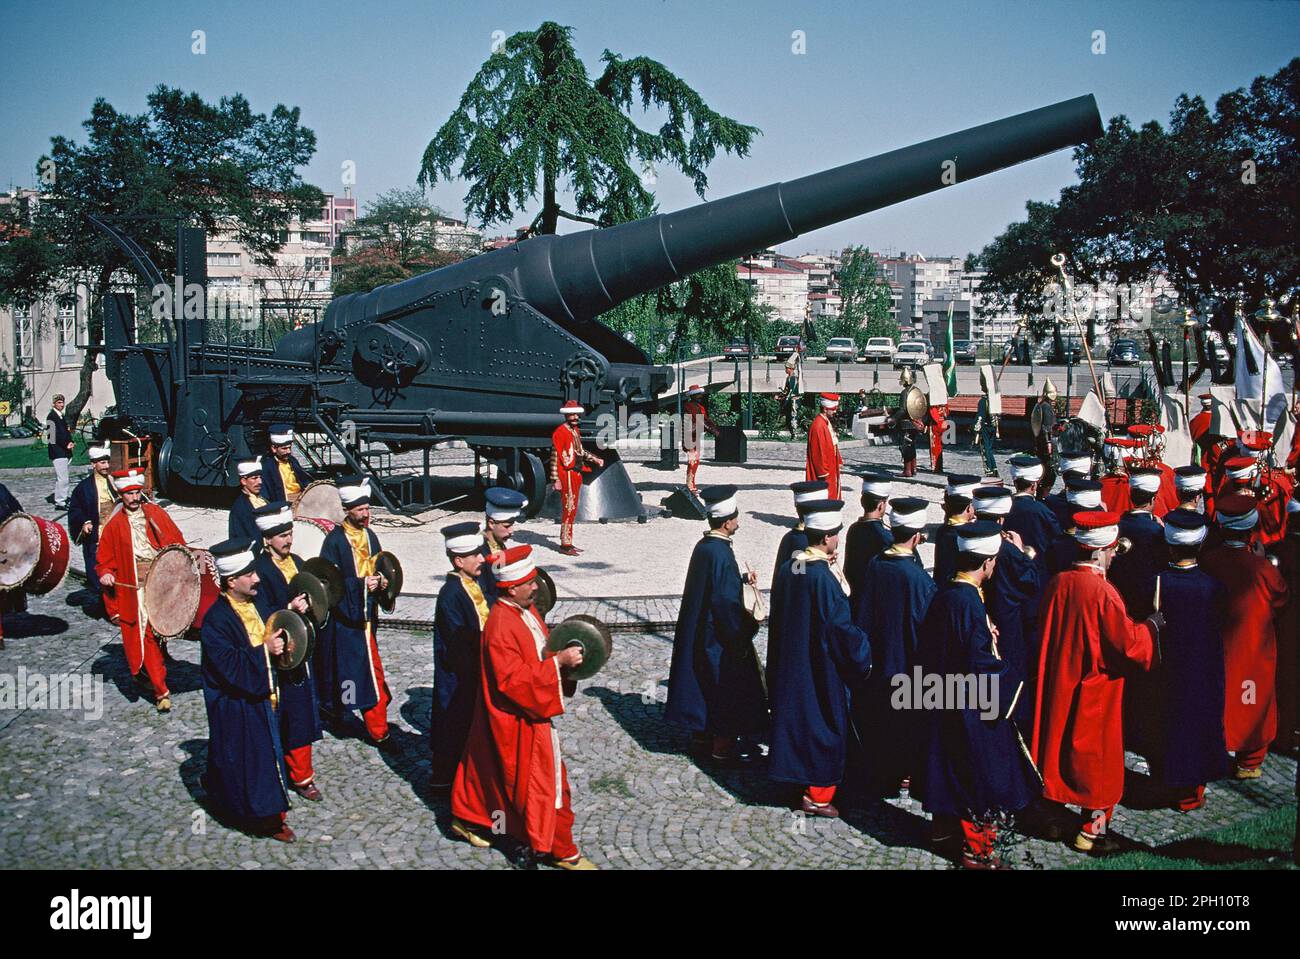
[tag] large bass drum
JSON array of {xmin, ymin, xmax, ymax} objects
[
  {"xmin": 292, "ymin": 517, "xmax": 336, "ymax": 560},
  {"xmin": 294, "ymin": 481, "xmax": 344, "ymax": 524},
  {"xmin": 0, "ymin": 513, "xmax": 71, "ymax": 595},
  {"xmin": 144, "ymin": 545, "xmax": 207, "ymax": 641}
]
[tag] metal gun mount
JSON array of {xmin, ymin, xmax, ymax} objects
[{"xmin": 102, "ymin": 95, "xmax": 1103, "ymax": 516}]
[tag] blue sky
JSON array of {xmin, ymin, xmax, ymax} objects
[{"xmin": 1, "ymin": 0, "xmax": 1295, "ymax": 258}]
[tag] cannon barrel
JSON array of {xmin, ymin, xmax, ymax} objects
[{"xmin": 277, "ymin": 94, "xmax": 1101, "ymax": 361}]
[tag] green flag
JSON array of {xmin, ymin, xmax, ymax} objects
[{"xmin": 943, "ymin": 301, "xmax": 958, "ymax": 394}]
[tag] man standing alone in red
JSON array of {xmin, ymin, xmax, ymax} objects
[
  {"xmin": 682, "ymin": 384, "xmax": 720, "ymax": 494},
  {"xmin": 551, "ymin": 401, "xmax": 603, "ymax": 556},
  {"xmin": 806, "ymin": 392, "xmax": 843, "ymax": 499}
]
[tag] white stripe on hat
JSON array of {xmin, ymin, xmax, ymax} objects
[
  {"xmin": 237, "ymin": 460, "xmax": 261, "ymax": 478},
  {"xmin": 1059, "ymin": 455, "xmax": 1090, "ymax": 473},
  {"xmin": 255, "ymin": 505, "xmax": 293, "ymax": 533},
  {"xmin": 862, "ymin": 479, "xmax": 893, "ymax": 498},
  {"xmin": 1218, "ymin": 508, "xmax": 1259, "ymax": 531},
  {"xmin": 1175, "ymin": 473, "xmax": 1205, "ymax": 492},
  {"xmin": 270, "ymin": 430, "xmax": 293, "ymax": 445},
  {"xmin": 493, "ymin": 553, "xmax": 535, "ymax": 583},
  {"xmin": 1129, "ymin": 473, "xmax": 1161, "ymax": 494},
  {"xmin": 1074, "ymin": 524, "xmax": 1118, "ymax": 548},
  {"xmin": 446, "ymin": 531, "xmax": 484, "ymax": 554},
  {"xmin": 804, "ymin": 507, "xmax": 843, "ymax": 532},
  {"xmin": 958, "ymin": 532, "xmax": 1002, "ymax": 556},
  {"xmin": 113, "ymin": 470, "xmax": 144, "ymax": 492},
  {"xmin": 1066, "ymin": 488, "xmax": 1102, "ymax": 508},
  {"xmin": 975, "ymin": 494, "xmax": 1012, "ymax": 516},
  {"xmin": 1226, "ymin": 461, "xmax": 1258, "ymax": 481},
  {"xmin": 1010, "ymin": 461, "xmax": 1043, "ymax": 482},
  {"xmin": 88, "ymin": 444, "xmax": 111, "ymax": 461},
  {"xmin": 1165, "ymin": 523, "xmax": 1207, "ymax": 546},
  {"xmin": 215, "ymin": 547, "xmax": 256, "ymax": 578},
  {"xmin": 793, "ymin": 487, "xmax": 829, "ymax": 506},
  {"xmin": 887, "ymin": 506, "xmax": 926, "ymax": 529},
  {"xmin": 706, "ymin": 494, "xmax": 738, "ymax": 519},
  {"xmin": 339, "ymin": 479, "xmax": 369, "ymax": 504}
]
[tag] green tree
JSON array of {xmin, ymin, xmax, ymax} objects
[
  {"xmin": 332, "ymin": 188, "xmax": 466, "ymax": 297},
  {"xmin": 0, "ymin": 86, "xmax": 323, "ymax": 424},
  {"xmin": 835, "ymin": 245, "xmax": 898, "ymax": 345},
  {"xmin": 418, "ymin": 21, "xmax": 759, "ymax": 235}
]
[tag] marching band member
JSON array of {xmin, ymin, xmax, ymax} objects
[
  {"xmin": 668, "ymin": 485, "xmax": 766, "ymax": 765},
  {"xmin": 1173, "ymin": 465, "xmax": 1208, "ymax": 512},
  {"xmin": 1149, "ymin": 510, "xmax": 1230, "ymax": 812},
  {"xmin": 849, "ymin": 496, "xmax": 934, "ymax": 795},
  {"xmin": 228, "ymin": 459, "xmax": 267, "ymax": 545},
  {"xmin": 932, "ymin": 474, "xmax": 978, "ymax": 586},
  {"xmin": 843, "ymin": 473, "xmax": 901, "ymax": 594},
  {"xmin": 1221, "ymin": 431, "xmax": 1296, "ymax": 548},
  {"xmin": 806, "ymin": 393, "xmax": 843, "ymax": 498},
  {"xmin": 260, "ymin": 423, "xmax": 310, "ymax": 504},
  {"xmin": 682, "ymin": 384, "xmax": 721, "ymax": 494},
  {"xmin": 551, "ymin": 401, "xmax": 604, "ymax": 556},
  {"xmin": 1201, "ymin": 493, "xmax": 1290, "ymax": 778},
  {"xmin": 480, "ymin": 487, "xmax": 528, "ymax": 601},
  {"xmin": 1046, "ymin": 477, "xmax": 1105, "ymax": 575},
  {"xmin": 251, "ymin": 501, "xmax": 323, "ymax": 801},
  {"xmin": 1032, "ymin": 511, "xmax": 1162, "ymax": 855},
  {"xmin": 1099, "ymin": 437, "xmax": 1137, "ymax": 514},
  {"xmin": 200, "ymin": 537, "xmax": 295, "ymax": 842},
  {"xmin": 318, "ymin": 476, "xmax": 394, "ymax": 750},
  {"xmin": 431, "ymin": 522, "xmax": 493, "ymax": 791},
  {"xmin": 912, "ymin": 521, "xmax": 1039, "ymax": 869},
  {"xmin": 768, "ymin": 499, "xmax": 871, "ymax": 817},
  {"xmin": 1043, "ymin": 451, "xmax": 1092, "ymax": 529},
  {"xmin": 1108, "ymin": 467, "xmax": 1166, "ymax": 621},
  {"xmin": 450, "ymin": 544, "xmax": 595, "ymax": 869},
  {"xmin": 68, "ymin": 443, "xmax": 118, "ymax": 617},
  {"xmin": 1128, "ymin": 424, "xmax": 1179, "ymax": 517},
  {"xmin": 1004, "ymin": 454, "xmax": 1060, "ymax": 576},
  {"xmin": 772, "ymin": 480, "xmax": 828, "ymax": 586},
  {"xmin": 96, "ymin": 468, "xmax": 186, "ymax": 713}
]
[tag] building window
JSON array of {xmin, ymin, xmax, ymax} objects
[
  {"xmin": 58, "ymin": 302, "xmax": 77, "ymax": 365},
  {"xmin": 206, "ymin": 252, "xmax": 241, "ymax": 267},
  {"xmin": 14, "ymin": 304, "xmax": 34, "ymax": 367}
]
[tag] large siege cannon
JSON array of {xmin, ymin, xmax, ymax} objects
[{"xmin": 103, "ymin": 95, "xmax": 1103, "ymax": 514}]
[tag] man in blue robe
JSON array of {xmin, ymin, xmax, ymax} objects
[
  {"xmin": 318, "ymin": 476, "xmax": 394, "ymax": 749},
  {"xmin": 478, "ymin": 487, "xmax": 529, "ymax": 602},
  {"xmin": 843, "ymin": 473, "xmax": 897, "ymax": 594},
  {"xmin": 1173, "ymin": 465, "xmax": 1207, "ymax": 513},
  {"xmin": 1004, "ymin": 454, "xmax": 1060, "ymax": 578},
  {"xmin": 972, "ymin": 486, "xmax": 1043, "ymax": 735},
  {"xmin": 1150, "ymin": 510, "xmax": 1231, "ymax": 810},
  {"xmin": 848, "ymin": 496, "xmax": 935, "ymax": 795},
  {"xmin": 67, "ymin": 443, "xmax": 117, "ymax": 616},
  {"xmin": 1043, "ymin": 453, "xmax": 1092, "ymax": 529},
  {"xmin": 912, "ymin": 520, "xmax": 1041, "ymax": 869},
  {"xmin": 932, "ymin": 473, "xmax": 979, "ymax": 585},
  {"xmin": 431, "ymin": 522, "xmax": 492, "ymax": 789},
  {"xmin": 260, "ymin": 424, "xmax": 311, "ymax": 504},
  {"xmin": 667, "ymin": 485, "xmax": 766, "ymax": 764},
  {"xmin": 768, "ymin": 499, "xmax": 872, "ymax": 817},
  {"xmin": 1046, "ymin": 478, "xmax": 1105, "ymax": 576},
  {"xmin": 772, "ymin": 480, "xmax": 828, "ymax": 586},
  {"xmin": 1109, "ymin": 468, "xmax": 1166, "ymax": 620},
  {"xmin": 251, "ymin": 502, "xmax": 324, "ymax": 801},
  {"xmin": 200, "ymin": 538, "xmax": 295, "ymax": 842},
  {"xmin": 228, "ymin": 459, "xmax": 267, "ymax": 547}
]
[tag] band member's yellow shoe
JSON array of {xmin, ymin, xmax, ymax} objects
[
  {"xmin": 1234, "ymin": 765, "xmax": 1263, "ymax": 780},
  {"xmin": 546, "ymin": 854, "xmax": 597, "ymax": 871},
  {"xmin": 156, "ymin": 696, "xmax": 172, "ymax": 714},
  {"xmin": 450, "ymin": 818, "xmax": 491, "ymax": 848}
]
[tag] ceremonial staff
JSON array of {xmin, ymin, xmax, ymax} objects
[{"xmin": 1050, "ymin": 253, "xmax": 1109, "ymax": 429}]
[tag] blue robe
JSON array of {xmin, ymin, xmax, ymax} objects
[
  {"xmin": 200, "ymin": 595, "xmax": 289, "ymax": 819},
  {"xmin": 985, "ymin": 539, "xmax": 1042, "ymax": 733},
  {"xmin": 228, "ymin": 494, "xmax": 263, "ymax": 548},
  {"xmin": 0, "ymin": 483, "xmax": 21, "ymax": 522},
  {"xmin": 850, "ymin": 550, "xmax": 936, "ymax": 788},
  {"xmin": 432, "ymin": 573, "xmax": 489, "ymax": 781},
  {"xmin": 1043, "ymin": 490, "xmax": 1075, "ymax": 531},
  {"xmin": 932, "ymin": 522, "xmax": 962, "ymax": 585},
  {"xmin": 1108, "ymin": 511, "xmax": 1165, "ymax": 619},
  {"xmin": 667, "ymin": 533, "xmax": 767, "ymax": 737},
  {"xmin": 253, "ymin": 550, "xmax": 322, "ymax": 752},
  {"xmin": 1005, "ymin": 493, "xmax": 1059, "ymax": 576},
  {"xmin": 768, "ymin": 554, "xmax": 872, "ymax": 786},
  {"xmin": 259, "ymin": 453, "xmax": 310, "ymax": 503},
  {"xmin": 317, "ymin": 524, "xmax": 385, "ymax": 714},
  {"xmin": 843, "ymin": 519, "xmax": 893, "ymax": 596},
  {"xmin": 1149, "ymin": 565, "xmax": 1231, "ymax": 789},
  {"xmin": 67, "ymin": 472, "xmax": 113, "ymax": 601},
  {"xmin": 912, "ymin": 582, "xmax": 1040, "ymax": 819},
  {"xmin": 772, "ymin": 525, "xmax": 808, "ymax": 587}
]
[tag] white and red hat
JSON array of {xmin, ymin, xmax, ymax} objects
[
  {"xmin": 1073, "ymin": 510, "xmax": 1120, "ymax": 550},
  {"xmin": 819, "ymin": 392, "xmax": 840, "ymax": 410},
  {"xmin": 1222, "ymin": 456, "xmax": 1258, "ymax": 484},
  {"xmin": 490, "ymin": 544, "xmax": 538, "ymax": 588},
  {"xmin": 112, "ymin": 468, "xmax": 145, "ymax": 493},
  {"xmin": 1237, "ymin": 430, "xmax": 1272, "ymax": 453},
  {"xmin": 687, "ymin": 384, "xmax": 705, "ymax": 396},
  {"xmin": 1215, "ymin": 492, "xmax": 1259, "ymax": 531},
  {"xmin": 560, "ymin": 401, "xmax": 584, "ymax": 415}
]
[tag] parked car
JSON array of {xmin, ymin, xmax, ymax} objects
[
  {"xmin": 823, "ymin": 337, "xmax": 857, "ymax": 363},
  {"xmin": 1108, "ymin": 338, "xmax": 1141, "ymax": 366},
  {"xmin": 862, "ymin": 336, "xmax": 895, "ymax": 362},
  {"xmin": 774, "ymin": 335, "xmax": 801, "ymax": 360},
  {"xmin": 953, "ymin": 339, "xmax": 979, "ymax": 365},
  {"xmin": 723, "ymin": 339, "xmax": 752, "ymax": 360},
  {"xmin": 892, "ymin": 340, "xmax": 931, "ymax": 369}
]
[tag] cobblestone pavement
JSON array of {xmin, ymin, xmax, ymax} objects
[{"xmin": 1, "ymin": 578, "xmax": 1295, "ymax": 870}]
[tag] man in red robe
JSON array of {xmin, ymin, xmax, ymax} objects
[
  {"xmin": 1188, "ymin": 394, "xmax": 1213, "ymax": 451},
  {"xmin": 551, "ymin": 401, "xmax": 604, "ymax": 556},
  {"xmin": 1098, "ymin": 437, "xmax": 1137, "ymax": 514},
  {"xmin": 927, "ymin": 402, "xmax": 947, "ymax": 473},
  {"xmin": 1201, "ymin": 493, "xmax": 1290, "ymax": 777},
  {"xmin": 806, "ymin": 392, "xmax": 843, "ymax": 499},
  {"xmin": 96, "ymin": 468, "xmax": 187, "ymax": 712},
  {"xmin": 682, "ymin": 384, "xmax": 720, "ymax": 494},
  {"xmin": 1215, "ymin": 446, "xmax": 1295, "ymax": 549},
  {"xmin": 1128, "ymin": 424, "xmax": 1178, "ymax": 517},
  {"xmin": 450, "ymin": 544, "xmax": 594, "ymax": 869},
  {"xmin": 1032, "ymin": 511, "xmax": 1163, "ymax": 855}
]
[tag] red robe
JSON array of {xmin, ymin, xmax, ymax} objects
[
  {"xmin": 805, "ymin": 412, "xmax": 842, "ymax": 499},
  {"xmin": 1099, "ymin": 474, "xmax": 1132, "ymax": 515},
  {"xmin": 1032, "ymin": 564, "xmax": 1156, "ymax": 809},
  {"xmin": 1153, "ymin": 462, "xmax": 1179, "ymax": 518},
  {"xmin": 1214, "ymin": 473, "xmax": 1295, "ymax": 548},
  {"xmin": 1189, "ymin": 410, "xmax": 1212, "ymax": 448},
  {"xmin": 95, "ymin": 502, "xmax": 186, "ymax": 664},
  {"xmin": 451, "ymin": 598, "xmax": 568, "ymax": 853},
  {"xmin": 1201, "ymin": 544, "xmax": 1290, "ymax": 753}
]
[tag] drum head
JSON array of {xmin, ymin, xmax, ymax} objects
[
  {"xmin": 533, "ymin": 567, "xmax": 557, "ymax": 618},
  {"xmin": 374, "ymin": 550, "xmax": 402, "ymax": 612},
  {"xmin": 145, "ymin": 545, "xmax": 202, "ymax": 641},
  {"xmin": 267, "ymin": 608, "xmax": 313, "ymax": 671},
  {"xmin": 288, "ymin": 569, "xmax": 331, "ymax": 627},
  {"xmin": 291, "ymin": 517, "xmax": 332, "ymax": 561},
  {"xmin": 0, "ymin": 513, "xmax": 40, "ymax": 589},
  {"xmin": 545, "ymin": 614, "xmax": 612, "ymax": 681},
  {"xmin": 302, "ymin": 557, "xmax": 344, "ymax": 609},
  {"xmin": 295, "ymin": 481, "xmax": 344, "ymax": 524}
]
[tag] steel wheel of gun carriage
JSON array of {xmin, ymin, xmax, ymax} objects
[{"xmin": 92, "ymin": 96, "xmax": 1103, "ymax": 521}]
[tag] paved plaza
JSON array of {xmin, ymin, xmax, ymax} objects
[{"xmin": 0, "ymin": 444, "xmax": 1295, "ymax": 870}]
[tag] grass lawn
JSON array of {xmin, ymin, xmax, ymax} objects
[
  {"xmin": 1073, "ymin": 804, "xmax": 1297, "ymax": 870},
  {"xmin": 0, "ymin": 434, "xmax": 92, "ymax": 470}
]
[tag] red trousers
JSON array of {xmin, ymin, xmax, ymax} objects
[
  {"xmin": 542, "ymin": 765, "xmax": 579, "ymax": 861},
  {"xmin": 558, "ymin": 471, "xmax": 582, "ymax": 547},
  {"xmin": 1081, "ymin": 805, "xmax": 1114, "ymax": 838},
  {"xmin": 1175, "ymin": 785, "xmax": 1206, "ymax": 811},
  {"xmin": 1235, "ymin": 746, "xmax": 1268, "ymax": 770},
  {"xmin": 285, "ymin": 745, "xmax": 315, "ymax": 787},
  {"xmin": 685, "ymin": 446, "xmax": 702, "ymax": 491},
  {"xmin": 804, "ymin": 785, "xmax": 836, "ymax": 805},
  {"xmin": 934, "ymin": 814, "xmax": 996, "ymax": 859},
  {"xmin": 125, "ymin": 623, "xmax": 169, "ymax": 699},
  {"xmin": 362, "ymin": 626, "xmax": 391, "ymax": 742}
]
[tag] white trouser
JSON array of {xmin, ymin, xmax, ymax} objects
[{"xmin": 53, "ymin": 457, "xmax": 70, "ymax": 503}]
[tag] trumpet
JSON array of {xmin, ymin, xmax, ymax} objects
[{"xmin": 1114, "ymin": 536, "xmax": 1133, "ymax": 556}]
